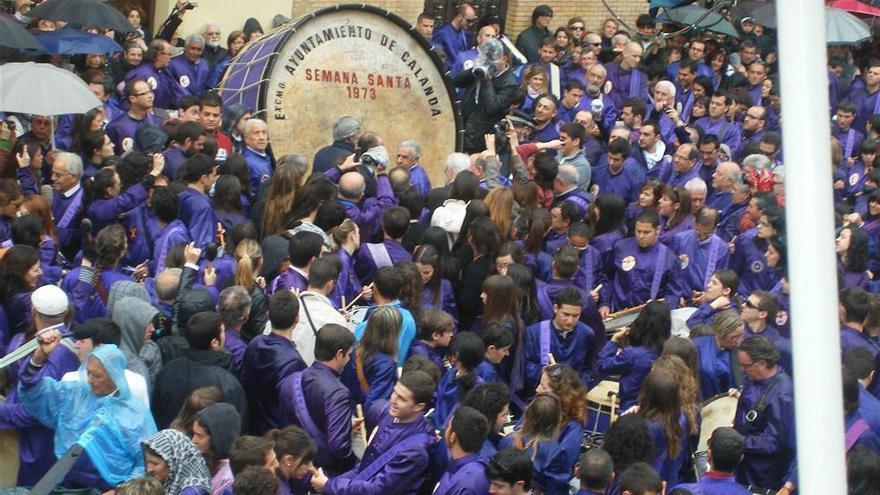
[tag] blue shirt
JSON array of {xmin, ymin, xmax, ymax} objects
[{"xmin": 355, "ymin": 301, "xmax": 417, "ymax": 366}]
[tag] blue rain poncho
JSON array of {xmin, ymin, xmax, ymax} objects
[{"xmin": 20, "ymin": 344, "xmax": 157, "ymax": 486}]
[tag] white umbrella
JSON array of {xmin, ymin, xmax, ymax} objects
[
  {"xmin": 0, "ymin": 62, "xmax": 101, "ymax": 115},
  {"xmin": 827, "ymin": 6, "xmax": 872, "ymax": 45}
]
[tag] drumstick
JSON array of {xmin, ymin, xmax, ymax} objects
[
  {"xmin": 590, "ymin": 284, "xmax": 603, "ymax": 296},
  {"xmin": 355, "ymin": 404, "xmax": 367, "ymax": 446},
  {"xmin": 341, "ymin": 295, "xmax": 347, "ymax": 310},
  {"xmin": 608, "ymin": 390, "xmax": 619, "ymax": 424},
  {"xmin": 548, "ymin": 353, "xmax": 556, "ymax": 365},
  {"xmin": 366, "ymin": 425, "xmax": 378, "ymax": 447},
  {"xmin": 342, "ymin": 292, "xmax": 364, "ymax": 312}
]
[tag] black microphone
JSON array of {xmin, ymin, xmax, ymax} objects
[{"xmin": 80, "ymin": 218, "xmax": 93, "ymax": 244}]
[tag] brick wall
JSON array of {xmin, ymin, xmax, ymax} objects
[{"xmin": 290, "ymin": 0, "xmax": 649, "ymax": 35}]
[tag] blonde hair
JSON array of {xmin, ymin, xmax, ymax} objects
[
  {"xmin": 358, "ymin": 306, "xmax": 402, "ymax": 366},
  {"xmin": 332, "ymin": 218, "xmax": 357, "ymax": 250},
  {"xmin": 711, "ymin": 309, "xmax": 743, "ymax": 340},
  {"xmin": 233, "ymin": 239, "xmax": 263, "ymax": 292},
  {"xmin": 485, "ymin": 186, "xmax": 514, "ymax": 239}
]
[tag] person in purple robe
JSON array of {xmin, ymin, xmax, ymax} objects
[
  {"xmin": 0, "ymin": 285, "xmax": 79, "ymax": 486},
  {"xmin": 17, "ymin": 151, "xmax": 84, "ymax": 261},
  {"xmin": 166, "ymin": 35, "xmax": 212, "ymax": 98},
  {"xmin": 732, "ymin": 336, "xmax": 795, "ymax": 492},
  {"xmin": 397, "ymin": 140, "xmax": 432, "ymax": 199},
  {"xmin": 327, "ymin": 160, "xmax": 397, "ymax": 241},
  {"xmin": 741, "ymin": 290, "xmax": 792, "ymax": 374},
  {"xmin": 355, "ymin": 206, "xmax": 412, "ymax": 284},
  {"xmin": 414, "ymin": 245, "xmax": 458, "ymax": 320},
  {"xmin": 844, "ymin": 348, "xmax": 880, "ymax": 436},
  {"xmin": 685, "ymin": 269, "xmax": 739, "ymax": 329},
  {"xmin": 0, "ymin": 245, "xmax": 43, "ymax": 353},
  {"xmin": 602, "ymin": 211, "xmax": 676, "ymax": 314},
  {"xmin": 530, "ymin": 94, "xmax": 562, "ymax": 146},
  {"xmin": 694, "ymin": 92, "xmax": 742, "ymax": 154},
  {"xmin": 839, "ymin": 287, "xmax": 878, "ymax": 359},
  {"xmin": 476, "ymin": 323, "xmax": 514, "ymax": 384},
  {"xmin": 243, "ymin": 290, "xmax": 307, "ymax": 434},
  {"xmin": 694, "ymin": 310, "xmax": 744, "ymax": 401},
  {"xmin": 431, "ymin": 3, "xmax": 476, "ymax": 70},
  {"xmin": 150, "ymin": 186, "xmax": 192, "ymax": 276},
  {"xmin": 162, "ymin": 121, "xmax": 207, "ymax": 181},
  {"xmin": 218, "ymin": 286, "xmax": 250, "ymax": 378},
  {"xmin": 106, "ymin": 79, "xmax": 164, "ymax": 155},
  {"xmin": 434, "ymin": 406, "xmax": 491, "ymax": 495},
  {"xmin": 178, "ymin": 153, "xmax": 219, "ymax": 250},
  {"xmin": 86, "ymin": 153, "xmax": 163, "ymax": 234},
  {"xmin": 576, "ymin": 65, "xmax": 618, "ymax": 131},
  {"xmin": 524, "ymin": 287, "xmax": 595, "ymax": 389},
  {"xmin": 850, "ymin": 59, "xmax": 880, "ymax": 132},
  {"xmin": 407, "ymin": 309, "xmax": 453, "ymax": 373},
  {"xmin": 125, "ymin": 39, "xmax": 186, "ymax": 110},
  {"xmin": 278, "ymin": 323, "xmax": 358, "ymax": 476},
  {"xmin": 484, "ymin": 448, "xmax": 534, "ymax": 495},
  {"xmin": 592, "ymin": 138, "xmax": 646, "ymax": 205},
  {"xmin": 669, "ymin": 208, "xmax": 730, "ymax": 308},
  {"xmin": 241, "ymin": 119, "xmax": 274, "ymax": 196},
  {"xmin": 837, "ymin": 227, "xmax": 871, "ymax": 290},
  {"xmin": 435, "ymin": 332, "xmax": 486, "ymax": 428},
  {"xmin": 576, "ymin": 448, "xmax": 614, "ymax": 495},
  {"xmin": 553, "ymin": 167, "xmax": 591, "ymax": 218},
  {"xmin": 605, "ymin": 42, "xmax": 650, "ymax": 114},
  {"xmin": 727, "ymin": 206, "xmax": 783, "ymax": 295},
  {"xmin": 544, "ymin": 201, "xmax": 579, "ymax": 255},
  {"xmin": 310, "ymin": 370, "xmax": 439, "ymax": 494},
  {"xmin": 671, "ymin": 427, "xmax": 751, "ymax": 495},
  {"xmin": 270, "ymin": 231, "xmax": 323, "ymax": 295},
  {"xmin": 597, "ymin": 300, "xmax": 669, "ymax": 411},
  {"xmin": 833, "ymin": 101, "xmax": 865, "ymax": 168}
]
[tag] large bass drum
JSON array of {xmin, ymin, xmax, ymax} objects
[{"xmin": 218, "ymin": 4, "xmax": 463, "ymax": 185}]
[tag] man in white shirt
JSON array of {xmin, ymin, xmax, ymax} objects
[{"xmin": 291, "ymin": 256, "xmax": 354, "ymax": 365}]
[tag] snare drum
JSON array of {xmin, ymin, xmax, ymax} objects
[
  {"xmin": 692, "ymin": 392, "xmax": 739, "ymax": 478},
  {"xmin": 585, "ymin": 380, "xmax": 620, "ymax": 444},
  {"xmin": 670, "ymin": 307, "xmax": 698, "ymax": 338}
]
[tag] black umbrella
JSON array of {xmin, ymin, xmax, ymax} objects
[
  {"xmin": 0, "ymin": 15, "xmax": 43, "ymax": 50},
  {"xmin": 28, "ymin": 0, "xmax": 134, "ymax": 33}
]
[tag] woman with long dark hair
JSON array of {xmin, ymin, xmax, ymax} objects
[
  {"xmin": 597, "ymin": 301, "xmax": 671, "ymax": 410},
  {"xmin": 434, "ymin": 332, "xmax": 485, "ymax": 428},
  {"xmin": 353, "ymin": 306, "xmax": 402, "ymax": 411},
  {"xmin": 637, "ymin": 367, "xmax": 692, "ymax": 486},
  {"xmin": 657, "ymin": 185, "xmax": 693, "ymax": 246},
  {"xmin": 266, "ymin": 426, "xmax": 317, "ymax": 494},
  {"xmin": 0, "ymin": 245, "xmax": 42, "ymax": 351},
  {"xmin": 418, "ymin": 226, "xmax": 461, "ymax": 283},
  {"xmin": 837, "ymin": 226, "xmax": 871, "ymax": 290},
  {"xmin": 458, "ymin": 218, "xmax": 501, "ymax": 331},
  {"xmin": 413, "ymin": 244, "xmax": 457, "ymax": 319},
  {"xmin": 535, "ymin": 364, "xmax": 588, "ymax": 473},
  {"xmin": 499, "ymin": 393, "xmax": 570, "ymax": 494},
  {"xmin": 589, "ymin": 193, "xmax": 627, "ymax": 261}
]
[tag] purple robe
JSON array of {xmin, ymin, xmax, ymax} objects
[
  {"xmin": 278, "ymin": 362, "xmax": 358, "ymax": 475},
  {"xmin": 591, "ymin": 156, "xmax": 646, "ymax": 204},
  {"xmin": 105, "ymin": 112, "xmax": 163, "ymax": 155},
  {"xmin": 672, "ymin": 472, "xmax": 751, "ymax": 495},
  {"xmin": 151, "ymin": 219, "xmax": 190, "ymax": 276},
  {"xmin": 647, "ymin": 413, "xmax": 690, "ymax": 486},
  {"xmin": 524, "ymin": 319, "xmax": 595, "ymax": 389},
  {"xmin": 694, "ymin": 334, "xmax": 736, "ymax": 401},
  {"xmin": 727, "ymin": 229, "xmax": 779, "ymax": 295},
  {"xmin": 166, "ymin": 55, "xmax": 211, "ymax": 97},
  {"xmin": 409, "ymin": 164, "xmax": 432, "ymax": 199},
  {"xmin": 337, "ymin": 175, "xmax": 396, "ymax": 241},
  {"xmin": 242, "ymin": 333, "xmax": 307, "ymax": 434},
  {"xmin": 354, "ymin": 239, "xmax": 411, "ymax": 284},
  {"xmin": 694, "ymin": 116, "xmax": 742, "ymax": 154},
  {"xmin": 608, "ymin": 238, "xmax": 675, "ymax": 312},
  {"xmin": 669, "ymin": 231, "xmax": 729, "ymax": 304},
  {"xmin": 125, "ymin": 62, "xmax": 185, "ymax": 109},
  {"xmin": 270, "ymin": 268, "xmax": 308, "ymax": 295},
  {"xmin": 243, "ymin": 147, "xmax": 273, "ymax": 195},
  {"xmin": 161, "ymin": 146, "xmax": 188, "ymax": 181},
  {"xmin": 407, "ymin": 340, "xmax": 446, "ymax": 374},
  {"xmin": 733, "ymin": 369, "xmax": 795, "ymax": 491},
  {"xmin": 224, "ymin": 328, "xmax": 247, "ymax": 378},
  {"xmin": 605, "ymin": 62, "xmax": 650, "ymax": 113},
  {"xmin": 434, "ymin": 453, "xmax": 490, "ymax": 495},
  {"xmin": 178, "ymin": 187, "xmax": 218, "ymax": 250},
  {"xmin": 597, "ymin": 342, "xmax": 658, "ymax": 410},
  {"xmin": 324, "ymin": 413, "xmax": 436, "ymax": 495}
]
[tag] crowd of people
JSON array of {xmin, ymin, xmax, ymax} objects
[{"xmin": 1, "ymin": 0, "xmax": 880, "ymax": 494}]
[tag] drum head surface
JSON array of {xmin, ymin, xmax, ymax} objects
[
  {"xmin": 697, "ymin": 394, "xmax": 739, "ymax": 452},
  {"xmin": 220, "ymin": 4, "xmax": 462, "ymax": 185}
]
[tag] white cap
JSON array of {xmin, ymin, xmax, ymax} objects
[{"xmin": 31, "ymin": 285, "xmax": 69, "ymax": 316}]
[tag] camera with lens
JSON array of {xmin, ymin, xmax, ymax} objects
[
  {"xmin": 493, "ymin": 120, "xmax": 510, "ymax": 152},
  {"xmin": 360, "ymin": 153, "xmax": 378, "ymax": 169}
]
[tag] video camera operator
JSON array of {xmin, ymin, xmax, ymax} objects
[{"xmin": 454, "ymin": 38, "xmax": 519, "ymax": 154}]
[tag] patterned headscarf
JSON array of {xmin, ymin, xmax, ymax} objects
[{"xmin": 143, "ymin": 429, "xmax": 211, "ymax": 495}]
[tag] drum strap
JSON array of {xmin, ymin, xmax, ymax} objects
[
  {"xmin": 299, "ymin": 293, "xmax": 320, "ymax": 337},
  {"xmin": 703, "ymin": 236, "xmax": 723, "ymax": 288},
  {"xmin": 628, "ymin": 69, "xmax": 641, "ymax": 98},
  {"xmin": 539, "ymin": 320, "xmax": 551, "ymax": 367},
  {"xmin": 845, "ymin": 129, "xmax": 856, "ymax": 159},
  {"xmin": 846, "ymin": 418, "xmax": 871, "ymax": 452},
  {"xmin": 355, "ymin": 432, "xmax": 434, "ymax": 481},
  {"xmin": 366, "ymin": 242, "xmax": 393, "ymax": 269},
  {"xmin": 650, "ymin": 244, "xmax": 669, "ymax": 301},
  {"xmin": 747, "ymin": 372, "xmax": 786, "ymax": 427},
  {"xmin": 730, "ymin": 350, "xmax": 745, "ymax": 388},
  {"xmin": 355, "ymin": 353, "xmax": 370, "ymax": 395},
  {"xmin": 290, "ymin": 372, "xmax": 328, "ymax": 451}
]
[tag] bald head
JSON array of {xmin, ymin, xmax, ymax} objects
[
  {"xmin": 621, "ymin": 42, "xmax": 643, "ymax": 70},
  {"xmin": 339, "ymin": 171, "xmax": 366, "ymax": 200},
  {"xmin": 155, "ymin": 268, "xmax": 182, "ymax": 302}
]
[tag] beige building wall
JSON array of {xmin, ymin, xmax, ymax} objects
[
  {"xmin": 154, "ymin": 0, "xmax": 647, "ymax": 39},
  {"xmin": 151, "ymin": 0, "xmax": 294, "ymax": 38}
]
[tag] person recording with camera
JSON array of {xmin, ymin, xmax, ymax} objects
[{"xmin": 454, "ymin": 38, "xmax": 519, "ymax": 154}]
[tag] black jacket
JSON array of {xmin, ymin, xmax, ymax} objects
[
  {"xmin": 454, "ymin": 67, "xmax": 519, "ymax": 153},
  {"xmin": 151, "ymin": 348, "xmax": 248, "ymax": 430}
]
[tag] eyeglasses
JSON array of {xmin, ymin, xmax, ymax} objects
[
  {"xmin": 741, "ymin": 298, "xmax": 759, "ymax": 309},
  {"xmin": 739, "ymin": 360, "xmax": 761, "ymax": 370},
  {"xmin": 135, "ymin": 89, "xmax": 154, "ymax": 97},
  {"xmin": 745, "ymin": 113, "xmax": 763, "ymax": 119},
  {"xmin": 570, "ymin": 25, "xmax": 585, "ymax": 31}
]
